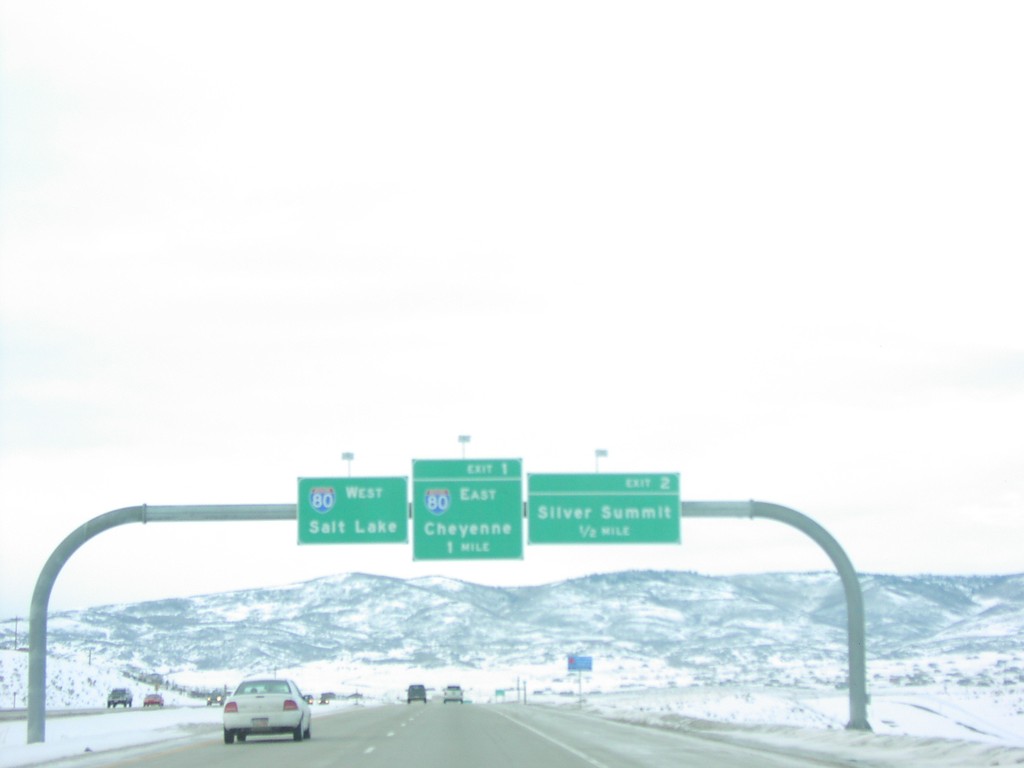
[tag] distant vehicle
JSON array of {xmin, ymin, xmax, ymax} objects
[
  {"xmin": 443, "ymin": 685, "xmax": 463, "ymax": 704},
  {"xmin": 107, "ymin": 688, "xmax": 133, "ymax": 708},
  {"xmin": 207, "ymin": 690, "xmax": 226, "ymax": 707},
  {"xmin": 407, "ymin": 684, "xmax": 427, "ymax": 704},
  {"xmin": 222, "ymin": 678, "xmax": 311, "ymax": 744},
  {"xmin": 143, "ymin": 693, "xmax": 164, "ymax": 707},
  {"xmin": 305, "ymin": 694, "xmax": 315, "ymax": 705},
  {"xmin": 319, "ymin": 692, "xmax": 336, "ymax": 705}
]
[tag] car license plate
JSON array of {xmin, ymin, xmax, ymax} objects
[{"xmin": 252, "ymin": 718, "xmax": 269, "ymax": 728}]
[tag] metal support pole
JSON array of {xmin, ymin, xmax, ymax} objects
[
  {"xmin": 27, "ymin": 504, "xmax": 295, "ymax": 743},
  {"xmin": 681, "ymin": 501, "xmax": 871, "ymax": 730}
]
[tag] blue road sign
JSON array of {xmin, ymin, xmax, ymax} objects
[{"xmin": 568, "ymin": 655, "xmax": 593, "ymax": 672}]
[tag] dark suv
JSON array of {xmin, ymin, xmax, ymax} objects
[
  {"xmin": 206, "ymin": 690, "xmax": 226, "ymax": 707},
  {"xmin": 407, "ymin": 684, "xmax": 427, "ymax": 703},
  {"xmin": 107, "ymin": 688, "xmax": 133, "ymax": 708}
]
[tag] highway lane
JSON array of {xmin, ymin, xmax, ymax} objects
[
  {"xmin": 488, "ymin": 705, "xmax": 849, "ymax": 768},
  {"xmin": 79, "ymin": 703, "xmax": 854, "ymax": 768}
]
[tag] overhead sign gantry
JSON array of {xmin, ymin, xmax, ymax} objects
[{"xmin": 26, "ymin": 458, "xmax": 871, "ymax": 745}]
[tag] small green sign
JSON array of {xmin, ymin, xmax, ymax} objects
[
  {"xmin": 528, "ymin": 473, "xmax": 680, "ymax": 544},
  {"xmin": 412, "ymin": 459, "xmax": 523, "ymax": 560},
  {"xmin": 297, "ymin": 477, "xmax": 408, "ymax": 544}
]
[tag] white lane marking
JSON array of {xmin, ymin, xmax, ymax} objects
[
  {"xmin": 364, "ymin": 746, "xmax": 375, "ymax": 754},
  {"xmin": 387, "ymin": 730, "xmax": 395, "ymax": 737},
  {"xmin": 492, "ymin": 709, "xmax": 610, "ymax": 768}
]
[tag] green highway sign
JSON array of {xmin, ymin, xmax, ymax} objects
[
  {"xmin": 412, "ymin": 459, "xmax": 523, "ymax": 560},
  {"xmin": 528, "ymin": 473, "xmax": 681, "ymax": 544},
  {"xmin": 297, "ymin": 476, "xmax": 408, "ymax": 544}
]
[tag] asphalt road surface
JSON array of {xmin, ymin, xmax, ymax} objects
[{"xmin": 73, "ymin": 704, "xmax": 854, "ymax": 768}]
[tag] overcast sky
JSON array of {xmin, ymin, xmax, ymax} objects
[{"xmin": 1, "ymin": 1, "xmax": 1022, "ymax": 622}]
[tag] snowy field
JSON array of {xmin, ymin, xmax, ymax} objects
[{"xmin": 1, "ymin": 651, "xmax": 1023, "ymax": 767}]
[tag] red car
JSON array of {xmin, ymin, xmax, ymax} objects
[{"xmin": 143, "ymin": 693, "xmax": 164, "ymax": 707}]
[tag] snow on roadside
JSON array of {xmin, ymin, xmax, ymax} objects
[
  {"xmin": 0, "ymin": 651, "xmax": 198, "ymax": 711},
  {"xmin": 568, "ymin": 685, "xmax": 1024, "ymax": 745},
  {"xmin": 0, "ymin": 706, "xmax": 223, "ymax": 768},
  {"xmin": 556, "ymin": 686, "xmax": 1024, "ymax": 768}
]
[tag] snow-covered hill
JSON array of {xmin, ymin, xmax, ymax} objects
[{"xmin": 14, "ymin": 570, "xmax": 1021, "ymax": 687}]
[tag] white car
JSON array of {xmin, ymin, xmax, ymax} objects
[
  {"xmin": 222, "ymin": 678, "xmax": 312, "ymax": 744},
  {"xmin": 443, "ymin": 685, "xmax": 463, "ymax": 703}
]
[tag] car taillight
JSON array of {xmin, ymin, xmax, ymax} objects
[
  {"xmin": 283, "ymin": 699, "xmax": 299, "ymax": 711},
  {"xmin": 224, "ymin": 702, "xmax": 238, "ymax": 713}
]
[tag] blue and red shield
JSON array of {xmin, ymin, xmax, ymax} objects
[
  {"xmin": 424, "ymin": 488, "xmax": 451, "ymax": 516},
  {"xmin": 309, "ymin": 486, "xmax": 336, "ymax": 514}
]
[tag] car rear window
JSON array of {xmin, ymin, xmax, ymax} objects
[{"xmin": 237, "ymin": 681, "xmax": 291, "ymax": 695}]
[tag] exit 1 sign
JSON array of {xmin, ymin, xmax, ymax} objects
[{"xmin": 412, "ymin": 459, "xmax": 523, "ymax": 560}]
